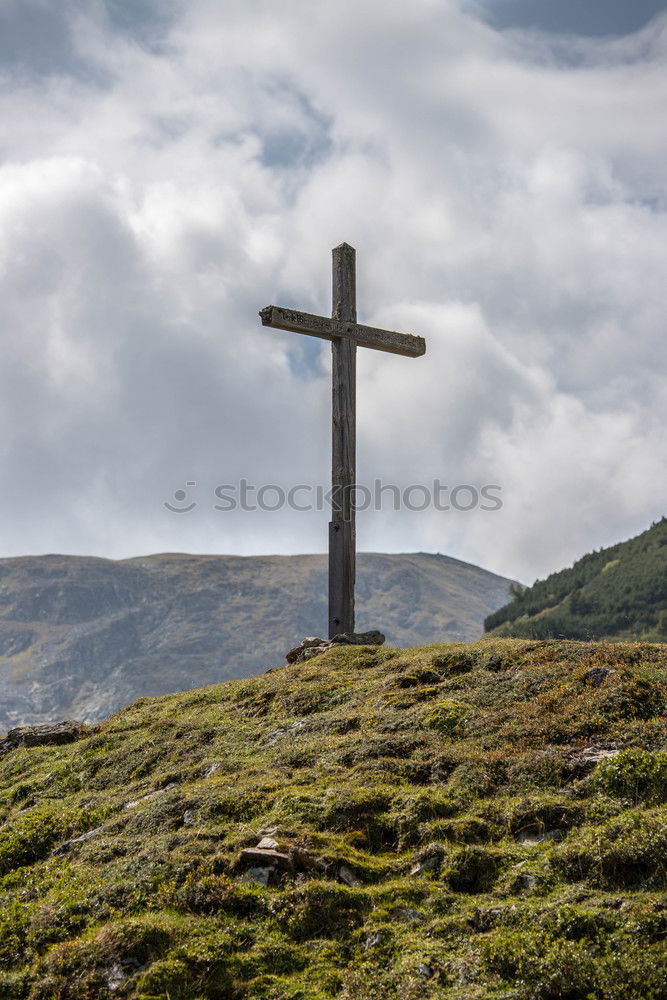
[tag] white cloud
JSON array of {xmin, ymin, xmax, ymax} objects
[{"xmin": 0, "ymin": 0, "xmax": 665, "ymax": 581}]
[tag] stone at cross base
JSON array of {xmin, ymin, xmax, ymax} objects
[{"xmin": 286, "ymin": 630, "xmax": 385, "ymax": 665}]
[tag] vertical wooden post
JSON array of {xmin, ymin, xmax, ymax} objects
[{"xmin": 329, "ymin": 243, "xmax": 356, "ymax": 637}]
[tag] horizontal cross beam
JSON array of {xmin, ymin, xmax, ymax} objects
[{"xmin": 259, "ymin": 304, "xmax": 425, "ymax": 358}]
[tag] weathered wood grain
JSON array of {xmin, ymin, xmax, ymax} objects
[
  {"xmin": 329, "ymin": 244, "xmax": 356, "ymax": 637},
  {"xmin": 259, "ymin": 305, "xmax": 425, "ymax": 358},
  {"xmin": 329, "ymin": 519, "xmax": 355, "ymax": 637}
]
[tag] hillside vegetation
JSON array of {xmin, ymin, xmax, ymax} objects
[
  {"xmin": 485, "ymin": 517, "xmax": 667, "ymax": 641},
  {"xmin": 0, "ymin": 638, "xmax": 666, "ymax": 999},
  {"xmin": 0, "ymin": 551, "xmax": 514, "ymax": 728}
]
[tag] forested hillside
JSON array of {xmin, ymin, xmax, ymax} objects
[{"xmin": 485, "ymin": 518, "xmax": 667, "ymax": 640}]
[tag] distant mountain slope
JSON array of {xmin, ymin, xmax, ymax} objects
[
  {"xmin": 485, "ymin": 517, "xmax": 667, "ymax": 640},
  {"xmin": 0, "ymin": 551, "xmax": 513, "ymax": 727}
]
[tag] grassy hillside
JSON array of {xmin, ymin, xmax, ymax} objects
[
  {"xmin": 0, "ymin": 638, "xmax": 666, "ymax": 999},
  {"xmin": 0, "ymin": 551, "xmax": 514, "ymax": 729},
  {"xmin": 485, "ymin": 517, "xmax": 667, "ymax": 641}
]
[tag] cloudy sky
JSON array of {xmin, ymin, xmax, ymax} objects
[{"xmin": 1, "ymin": 0, "xmax": 666, "ymax": 583}]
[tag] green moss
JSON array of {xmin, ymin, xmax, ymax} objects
[
  {"xmin": 555, "ymin": 808, "xmax": 667, "ymax": 888},
  {"xmin": 480, "ymin": 925, "xmax": 667, "ymax": 999},
  {"xmin": 423, "ymin": 700, "xmax": 469, "ymax": 736},
  {"xmin": 444, "ymin": 844, "xmax": 504, "ymax": 892},
  {"xmin": 0, "ymin": 802, "xmax": 110, "ymax": 875},
  {"xmin": 0, "ymin": 638, "xmax": 665, "ymax": 998},
  {"xmin": 276, "ymin": 881, "xmax": 372, "ymax": 941},
  {"xmin": 134, "ymin": 957, "xmax": 190, "ymax": 997},
  {"xmin": 594, "ymin": 748, "xmax": 667, "ymax": 804},
  {"xmin": 163, "ymin": 870, "xmax": 266, "ymax": 917}
]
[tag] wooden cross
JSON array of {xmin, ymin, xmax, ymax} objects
[{"xmin": 260, "ymin": 244, "xmax": 426, "ymax": 639}]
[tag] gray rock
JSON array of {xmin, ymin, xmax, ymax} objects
[
  {"xmin": 286, "ymin": 640, "xmax": 321, "ymax": 664},
  {"xmin": 243, "ymin": 866, "xmax": 272, "ymax": 887},
  {"xmin": 105, "ymin": 958, "xmax": 145, "ymax": 991},
  {"xmin": 516, "ymin": 873, "xmax": 542, "ymax": 890},
  {"xmin": 517, "ymin": 828, "xmax": 564, "ymax": 846},
  {"xmin": 338, "ymin": 864, "xmax": 361, "ymax": 887},
  {"xmin": 300, "ymin": 646, "xmax": 326, "ymax": 663},
  {"xmin": 410, "ymin": 842, "xmax": 445, "ymax": 876},
  {"xmin": 363, "ymin": 930, "xmax": 384, "ymax": 950},
  {"xmin": 1, "ymin": 720, "xmax": 85, "ymax": 754},
  {"xmin": 257, "ymin": 836, "xmax": 279, "ymax": 850},
  {"xmin": 584, "ymin": 667, "xmax": 616, "ymax": 687},
  {"xmin": 124, "ymin": 783, "xmax": 178, "ymax": 810},
  {"xmin": 182, "ymin": 810, "xmax": 195, "ymax": 825},
  {"xmin": 390, "ymin": 906, "xmax": 425, "ymax": 923},
  {"xmin": 567, "ymin": 744, "xmax": 620, "ymax": 778},
  {"xmin": 286, "ymin": 637, "xmax": 327, "ymax": 663},
  {"xmin": 54, "ymin": 826, "xmax": 104, "ymax": 855},
  {"xmin": 411, "ymin": 856, "xmax": 440, "ymax": 876},
  {"xmin": 106, "ymin": 963, "xmax": 126, "ymax": 992},
  {"xmin": 239, "ymin": 847, "xmax": 294, "ymax": 872},
  {"xmin": 286, "ymin": 630, "xmax": 386, "ymax": 665},
  {"xmin": 264, "ymin": 719, "xmax": 307, "ymax": 744}
]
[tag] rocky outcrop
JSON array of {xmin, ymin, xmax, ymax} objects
[
  {"xmin": 234, "ymin": 832, "xmax": 363, "ymax": 888},
  {"xmin": 286, "ymin": 630, "xmax": 386, "ymax": 664},
  {"xmin": 0, "ymin": 720, "xmax": 86, "ymax": 755}
]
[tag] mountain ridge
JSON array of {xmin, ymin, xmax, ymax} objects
[{"xmin": 0, "ymin": 550, "xmax": 514, "ymax": 728}]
